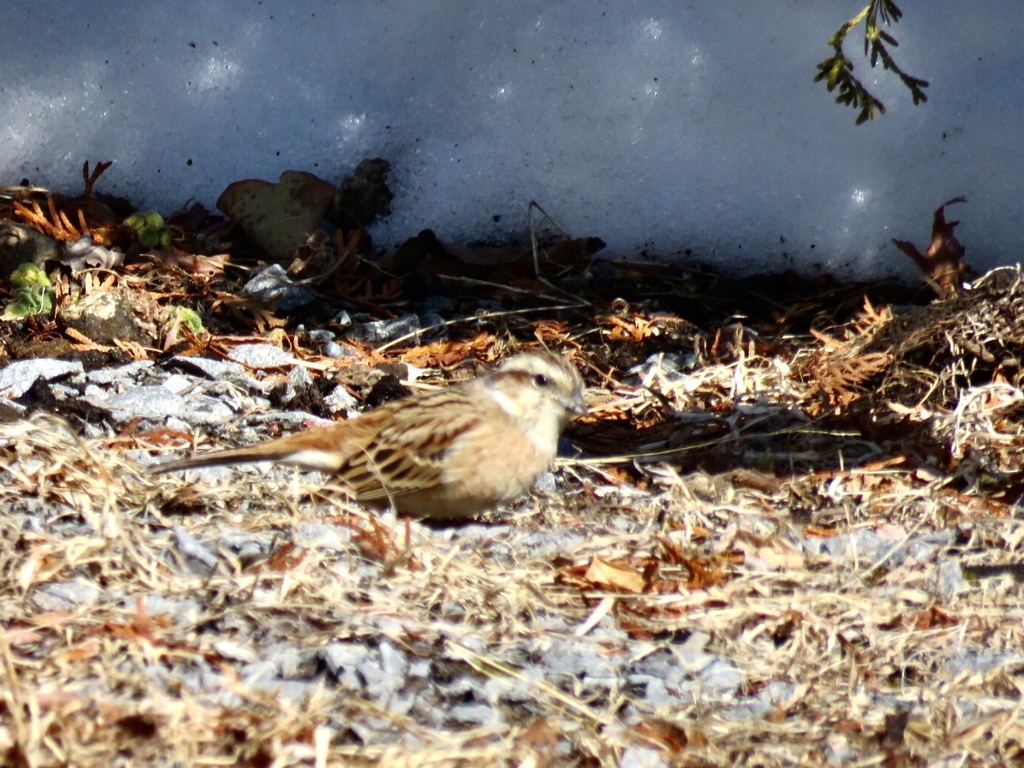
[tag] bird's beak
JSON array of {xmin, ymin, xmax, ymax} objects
[{"xmin": 566, "ymin": 392, "xmax": 587, "ymax": 417}]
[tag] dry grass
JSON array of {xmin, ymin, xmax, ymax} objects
[{"xmin": 5, "ymin": 270, "xmax": 1024, "ymax": 767}]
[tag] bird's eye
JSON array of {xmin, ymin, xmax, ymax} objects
[{"xmin": 533, "ymin": 373, "xmax": 550, "ymax": 388}]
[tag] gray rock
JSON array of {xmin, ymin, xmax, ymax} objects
[
  {"xmin": 322, "ymin": 642, "xmax": 371, "ymax": 688},
  {"xmin": 418, "ymin": 311, "xmax": 448, "ymax": 340},
  {"xmin": 242, "ymin": 264, "xmax": 317, "ymax": 312},
  {"xmin": 805, "ymin": 527, "xmax": 908, "ymax": 567},
  {"xmin": 217, "ymin": 531, "xmax": 269, "ymax": 567},
  {"xmin": 947, "ymin": 648, "xmax": 1024, "ymax": 677},
  {"xmin": 322, "ymin": 341, "xmax": 357, "ymax": 359},
  {"xmin": 213, "ymin": 640, "xmax": 260, "ymax": 664},
  {"xmin": 628, "ymin": 352, "xmax": 698, "ymax": 383},
  {"xmin": 144, "ymin": 594, "xmax": 202, "ymax": 624},
  {"xmin": 620, "ymin": 745, "xmax": 670, "ymax": 768},
  {"xmin": 32, "ymin": 579, "xmax": 102, "ymax": 611},
  {"xmin": 226, "ymin": 343, "xmax": 298, "ymax": 370},
  {"xmin": 907, "ymin": 531, "xmax": 954, "ymax": 562},
  {"xmin": 241, "ymin": 411, "xmax": 334, "ymax": 432},
  {"xmin": 264, "ymin": 643, "xmax": 307, "ymax": 678},
  {"xmin": 59, "ymin": 290, "xmax": 147, "ymax": 345},
  {"xmin": 84, "ymin": 359, "xmax": 155, "ymax": 385},
  {"xmin": 172, "ymin": 526, "xmax": 218, "ymax": 574},
  {"xmin": 0, "ymin": 358, "xmax": 83, "ymax": 399},
  {"xmin": 532, "ymin": 471, "xmax": 558, "ymax": 494},
  {"xmin": 347, "ymin": 313, "xmax": 421, "ymax": 344},
  {"xmin": 94, "ymin": 380, "xmax": 241, "ymax": 425},
  {"xmin": 0, "ymin": 220, "xmax": 61, "ymax": 276},
  {"xmin": 160, "ymin": 373, "xmax": 195, "ymax": 395},
  {"xmin": 279, "ymin": 364, "xmax": 314, "ymax": 405},
  {"xmin": 240, "ymin": 660, "xmax": 279, "ymax": 685},
  {"xmin": 170, "ymin": 355, "xmax": 248, "ymax": 380},
  {"xmin": 635, "ymin": 676, "xmax": 674, "ymax": 709},
  {"xmin": 699, "ymin": 658, "xmax": 744, "ymax": 695},
  {"xmin": 448, "ymin": 704, "xmax": 499, "ymax": 726},
  {"xmin": 379, "ymin": 641, "xmax": 409, "ymax": 680},
  {"xmin": 323, "ymin": 384, "xmax": 359, "ymax": 414},
  {"xmin": 537, "ymin": 637, "xmax": 620, "ymax": 686},
  {"xmin": 0, "ymin": 399, "xmax": 25, "ymax": 418},
  {"xmin": 936, "ymin": 560, "xmax": 968, "ymax": 598},
  {"xmin": 294, "ymin": 522, "xmax": 348, "ymax": 551},
  {"xmin": 408, "ymin": 659, "xmax": 432, "ymax": 679}
]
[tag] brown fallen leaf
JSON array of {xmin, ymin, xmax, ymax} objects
[
  {"xmin": 583, "ymin": 556, "xmax": 648, "ymax": 593},
  {"xmin": 153, "ymin": 249, "xmax": 230, "ymax": 277},
  {"xmin": 217, "ymin": 170, "xmax": 336, "ymax": 258},
  {"xmin": 892, "ymin": 196, "xmax": 968, "ymax": 298}
]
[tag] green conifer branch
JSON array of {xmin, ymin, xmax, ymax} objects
[{"xmin": 814, "ymin": 0, "xmax": 929, "ymax": 124}]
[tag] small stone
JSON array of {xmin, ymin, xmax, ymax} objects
[
  {"xmin": 447, "ymin": 704, "xmax": 498, "ymax": 726},
  {"xmin": 161, "ymin": 374, "xmax": 194, "ymax": 395},
  {"xmin": 173, "ymin": 526, "xmax": 218, "ymax": 574},
  {"xmin": 171, "ymin": 355, "xmax": 247, "ymax": 380},
  {"xmin": 620, "ymin": 745, "xmax": 670, "ymax": 768},
  {"xmin": 323, "ymin": 384, "xmax": 359, "ymax": 414},
  {"xmin": 32, "ymin": 580, "xmax": 101, "ymax": 611},
  {"xmin": 226, "ymin": 343, "xmax": 297, "ymax": 370},
  {"xmin": 347, "ymin": 313, "xmax": 421, "ymax": 344},
  {"xmin": 279, "ymin": 365, "xmax": 314, "ymax": 405},
  {"xmin": 0, "ymin": 221, "xmax": 61, "ymax": 277},
  {"xmin": 418, "ymin": 311, "xmax": 448, "ymax": 340},
  {"xmin": 59, "ymin": 290, "xmax": 147, "ymax": 345},
  {"xmin": 87, "ymin": 385, "xmax": 185, "ymax": 421},
  {"xmin": 322, "ymin": 341, "xmax": 355, "ymax": 359},
  {"xmin": 84, "ymin": 360, "xmax": 155, "ymax": 385},
  {"xmin": 242, "ymin": 264, "xmax": 316, "ymax": 312},
  {"xmin": 937, "ymin": 560, "xmax": 968, "ymax": 598},
  {"xmin": 0, "ymin": 359, "xmax": 83, "ymax": 399},
  {"xmin": 213, "ymin": 640, "xmax": 260, "ymax": 663},
  {"xmin": 295, "ymin": 522, "xmax": 348, "ymax": 551}
]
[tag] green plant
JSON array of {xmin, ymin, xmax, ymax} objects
[
  {"xmin": 815, "ymin": 0, "xmax": 929, "ymax": 124},
  {"xmin": 124, "ymin": 211, "xmax": 174, "ymax": 248},
  {"xmin": 2, "ymin": 264, "xmax": 55, "ymax": 319},
  {"xmin": 164, "ymin": 305, "xmax": 205, "ymax": 334}
]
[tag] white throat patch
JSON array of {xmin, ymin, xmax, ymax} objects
[{"xmin": 487, "ymin": 384, "xmax": 521, "ymax": 418}]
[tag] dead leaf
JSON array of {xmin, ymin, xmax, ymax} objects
[
  {"xmin": 55, "ymin": 639, "xmax": 102, "ymax": 664},
  {"xmin": 892, "ymin": 196, "xmax": 968, "ymax": 298},
  {"xmin": 217, "ymin": 170, "xmax": 336, "ymax": 258},
  {"xmin": 399, "ymin": 333, "xmax": 498, "ymax": 369},
  {"xmin": 634, "ymin": 719, "xmax": 689, "ymax": 752},
  {"xmin": 153, "ymin": 250, "xmax": 230, "ymax": 277},
  {"xmin": 61, "ymin": 235, "xmax": 124, "ymax": 273},
  {"xmin": 583, "ymin": 556, "xmax": 647, "ymax": 593},
  {"xmin": 249, "ymin": 542, "xmax": 305, "ymax": 572}
]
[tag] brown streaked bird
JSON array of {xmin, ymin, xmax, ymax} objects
[{"xmin": 152, "ymin": 351, "xmax": 586, "ymax": 519}]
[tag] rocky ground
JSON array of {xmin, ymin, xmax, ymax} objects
[{"xmin": 3, "ymin": 177, "xmax": 1024, "ymax": 766}]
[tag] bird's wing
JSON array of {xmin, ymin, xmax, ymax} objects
[{"xmin": 335, "ymin": 390, "xmax": 486, "ymax": 501}]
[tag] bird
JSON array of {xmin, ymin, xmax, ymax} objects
[{"xmin": 152, "ymin": 350, "xmax": 586, "ymax": 519}]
